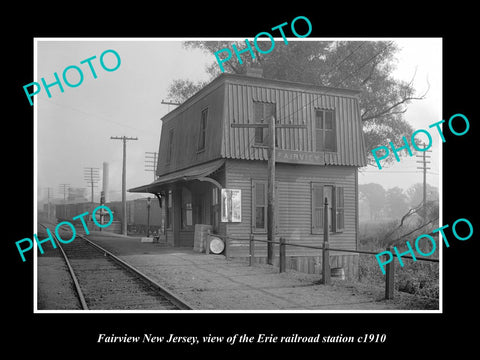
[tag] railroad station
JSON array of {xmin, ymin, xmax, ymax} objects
[{"xmin": 128, "ymin": 70, "xmax": 367, "ymax": 279}]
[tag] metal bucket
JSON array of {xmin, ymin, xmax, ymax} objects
[{"xmin": 331, "ymin": 267, "xmax": 345, "ymax": 280}]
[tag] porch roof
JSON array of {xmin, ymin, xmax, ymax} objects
[{"xmin": 128, "ymin": 159, "xmax": 225, "ymax": 194}]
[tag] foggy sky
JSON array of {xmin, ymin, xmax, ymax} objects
[{"xmin": 35, "ymin": 38, "xmax": 442, "ymax": 204}]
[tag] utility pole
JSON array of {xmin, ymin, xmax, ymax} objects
[
  {"xmin": 59, "ymin": 184, "xmax": 70, "ymax": 218},
  {"xmin": 266, "ymin": 116, "xmax": 276, "ymax": 264},
  {"xmin": 232, "ymin": 115, "xmax": 306, "ymax": 265},
  {"xmin": 145, "ymin": 151, "xmax": 158, "ymax": 181},
  {"xmin": 44, "ymin": 187, "xmax": 53, "ymax": 219},
  {"xmin": 416, "ymin": 144, "xmax": 431, "ymax": 219},
  {"xmin": 83, "ymin": 167, "xmax": 100, "ymax": 203},
  {"xmin": 111, "ymin": 136, "xmax": 138, "ymax": 235}
]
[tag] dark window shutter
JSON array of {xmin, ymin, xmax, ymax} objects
[
  {"xmin": 253, "ymin": 180, "xmax": 267, "ymax": 232},
  {"xmin": 311, "ymin": 183, "xmax": 324, "ymax": 233},
  {"xmin": 336, "ymin": 186, "xmax": 344, "ymax": 231}
]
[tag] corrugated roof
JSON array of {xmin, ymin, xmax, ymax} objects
[
  {"xmin": 161, "ymin": 73, "xmax": 361, "ymax": 123},
  {"xmin": 129, "ymin": 159, "xmax": 225, "ymax": 193}
]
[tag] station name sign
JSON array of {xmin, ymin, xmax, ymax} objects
[{"xmin": 276, "ymin": 150, "xmax": 325, "ymax": 165}]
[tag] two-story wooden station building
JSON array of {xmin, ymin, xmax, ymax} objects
[{"xmin": 129, "ymin": 71, "xmax": 367, "ymax": 279}]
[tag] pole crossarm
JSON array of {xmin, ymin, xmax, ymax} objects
[
  {"xmin": 110, "ymin": 136, "xmax": 139, "ymax": 141},
  {"xmin": 84, "ymin": 167, "xmax": 100, "ymax": 203},
  {"xmin": 144, "ymin": 152, "xmax": 158, "ymax": 181}
]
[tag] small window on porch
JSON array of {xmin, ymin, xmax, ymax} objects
[
  {"xmin": 181, "ymin": 186, "xmax": 193, "ymax": 229},
  {"xmin": 212, "ymin": 187, "xmax": 220, "ymax": 232},
  {"xmin": 166, "ymin": 190, "xmax": 173, "ymax": 229}
]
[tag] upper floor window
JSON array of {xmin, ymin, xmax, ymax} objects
[
  {"xmin": 198, "ymin": 108, "xmax": 208, "ymax": 151},
  {"xmin": 315, "ymin": 109, "xmax": 336, "ymax": 152},
  {"xmin": 166, "ymin": 128, "xmax": 174, "ymax": 164},
  {"xmin": 253, "ymin": 101, "xmax": 275, "ymax": 145}
]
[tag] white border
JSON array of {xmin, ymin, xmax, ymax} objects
[{"xmin": 33, "ymin": 37, "xmax": 443, "ymax": 314}]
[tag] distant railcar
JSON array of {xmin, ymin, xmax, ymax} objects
[{"xmin": 55, "ymin": 198, "xmax": 163, "ymax": 235}]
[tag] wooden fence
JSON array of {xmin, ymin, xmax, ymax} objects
[
  {"xmin": 245, "ymin": 236, "xmax": 439, "ymax": 300},
  {"xmin": 206, "ymin": 198, "xmax": 439, "ymax": 300}
]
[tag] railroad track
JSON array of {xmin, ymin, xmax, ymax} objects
[{"xmin": 38, "ymin": 223, "xmax": 192, "ymax": 310}]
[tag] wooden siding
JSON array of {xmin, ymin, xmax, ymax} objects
[
  {"xmin": 157, "ymin": 84, "xmax": 225, "ymax": 175},
  {"xmin": 248, "ymin": 253, "xmax": 359, "ymax": 281},
  {"xmin": 179, "ymin": 230, "xmax": 194, "ymax": 247},
  {"xmin": 224, "ymin": 159, "xmax": 358, "ymax": 253},
  {"xmin": 222, "ymin": 79, "xmax": 366, "ymax": 167},
  {"xmin": 165, "ymin": 229, "xmax": 174, "ymax": 246}
]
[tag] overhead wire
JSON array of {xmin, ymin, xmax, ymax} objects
[
  {"xmin": 39, "ymin": 99, "xmax": 153, "ymax": 134},
  {"xmin": 272, "ymin": 41, "xmax": 368, "ymax": 124}
]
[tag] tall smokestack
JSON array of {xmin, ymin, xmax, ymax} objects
[{"xmin": 102, "ymin": 162, "xmax": 109, "ymax": 203}]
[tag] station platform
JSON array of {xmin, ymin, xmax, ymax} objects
[{"xmin": 80, "ymin": 232, "xmax": 437, "ymax": 311}]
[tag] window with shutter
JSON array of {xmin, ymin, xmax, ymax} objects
[
  {"xmin": 315, "ymin": 109, "xmax": 336, "ymax": 152},
  {"xmin": 198, "ymin": 108, "xmax": 208, "ymax": 151},
  {"xmin": 336, "ymin": 186, "xmax": 344, "ymax": 231},
  {"xmin": 181, "ymin": 186, "xmax": 193, "ymax": 229},
  {"xmin": 253, "ymin": 101, "xmax": 276, "ymax": 145},
  {"xmin": 166, "ymin": 190, "xmax": 172, "ymax": 229},
  {"xmin": 166, "ymin": 128, "xmax": 174, "ymax": 164},
  {"xmin": 311, "ymin": 183, "xmax": 324, "ymax": 234},
  {"xmin": 252, "ymin": 180, "xmax": 267, "ymax": 232},
  {"xmin": 324, "ymin": 185, "xmax": 334, "ymax": 231},
  {"xmin": 311, "ymin": 183, "xmax": 344, "ymax": 234},
  {"xmin": 212, "ymin": 187, "xmax": 219, "ymax": 232}
]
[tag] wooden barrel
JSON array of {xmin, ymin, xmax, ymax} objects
[{"xmin": 331, "ymin": 267, "xmax": 345, "ymax": 280}]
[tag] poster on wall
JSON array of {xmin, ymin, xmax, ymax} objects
[{"xmin": 221, "ymin": 189, "xmax": 241, "ymax": 222}]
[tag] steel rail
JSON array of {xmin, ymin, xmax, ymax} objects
[
  {"xmin": 38, "ymin": 224, "xmax": 89, "ymax": 310},
  {"xmin": 76, "ymin": 233, "xmax": 193, "ymax": 310},
  {"xmin": 39, "ymin": 223, "xmax": 193, "ymax": 310}
]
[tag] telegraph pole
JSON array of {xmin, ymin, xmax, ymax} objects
[
  {"xmin": 59, "ymin": 184, "xmax": 70, "ymax": 218},
  {"xmin": 111, "ymin": 136, "xmax": 138, "ymax": 235},
  {"xmin": 416, "ymin": 144, "xmax": 431, "ymax": 219},
  {"xmin": 44, "ymin": 187, "xmax": 53, "ymax": 219},
  {"xmin": 266, "ymin": 116, "xmax": 276, "ymax": 264},
  {"xmin": 232, "ymin": 115, "xmax": 306, "ymax": 265},
  {"xmin": 83, "ymin": 167, "xmax": 100, "ymax": 203}
]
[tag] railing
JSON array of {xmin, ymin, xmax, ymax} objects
[
  {"xmin": 247, "ymin": 236, "xmax": 438, "ymax": 300},
  {"xmin": 206, "ymin": 198, "xmax": 439, "ymax": 301}
]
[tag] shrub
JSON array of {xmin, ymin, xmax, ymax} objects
[{"xmin": 358, "ymin": 219, "xmax": 439, "ymax": 299}]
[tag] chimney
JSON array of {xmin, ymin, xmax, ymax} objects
[{"xmin": 246, "ymin": 67, "xmax": 263, "ymax": 78}]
